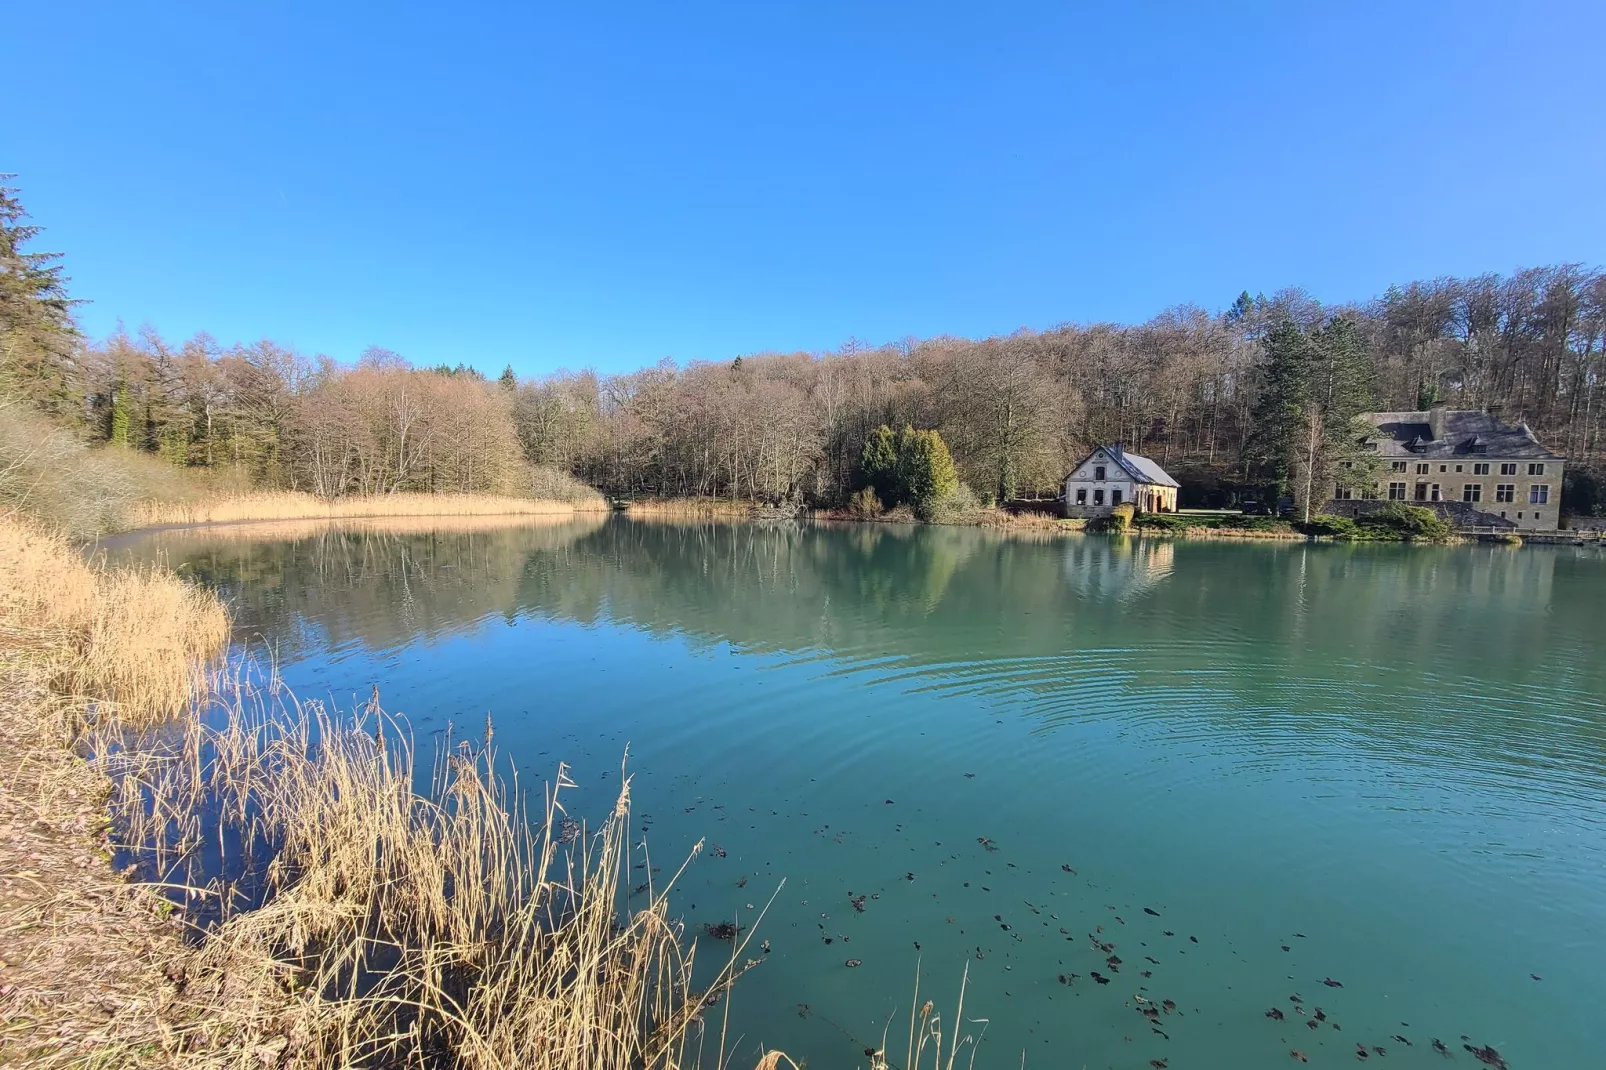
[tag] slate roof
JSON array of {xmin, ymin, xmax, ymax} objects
[
  {"xmin": 1361, "ymin": 410, "xmax": 1562, "ymax": 460},
  {"xmin": 1067, "ymin": 446, "xmax": 1181, "ymax": 488}
]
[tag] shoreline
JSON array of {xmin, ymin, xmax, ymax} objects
[{"xmin": 0, "ymin": 513, "xmax": 790, "ymax": 1070}]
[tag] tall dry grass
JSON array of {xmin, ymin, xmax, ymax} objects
[
  {"xmin": 130, "ymin": 491, "xmax": 606, "ymax": 529},
  {"xmin": 0, "ymin": 401, "xmax": 225, "ymax": 539},
  {"xmin": 106, "ymin": 679, "xmax": 782, "ymax": 1069},
  {"xmin": 0, "ymin": 514, "xmax": 231, "ymax": 724},
  {"xmin": 625, "ymin": 498, "xmax": 759, "ymax": 520}
]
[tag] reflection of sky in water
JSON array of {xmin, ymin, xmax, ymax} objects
[{"xmin": 121, "ymin": 520, "xmax": 1606, "ymax": 1069}]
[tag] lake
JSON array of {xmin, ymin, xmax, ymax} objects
[{"xmin": 116, "ymin": 517, "xmax": 1606, "ymax": 1069}]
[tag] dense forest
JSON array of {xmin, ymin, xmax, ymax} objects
[{"xmin": 3, "ymin": 179, "xmax": 1603, "ymax": 516}]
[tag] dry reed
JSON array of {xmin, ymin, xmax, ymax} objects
[
  {"xmin": 624, "ymin": 497, "xmax": 760, "ymax": 520},
  {"xmin": 130, "ymin": 491, "xmax": 608, "ymax": 529},
  {"xmin": 131, "ymin": 511, "xmax": 609, "ymax": 543},
  {"xmin": 104, "ymin": 675, "xmax": 779, "ymax": 1069},
  {"xmin": 0, "ymin": 515, "xmax": 231, "ymax": 725}
]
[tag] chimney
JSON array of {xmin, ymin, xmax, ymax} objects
[
  {"xmin": 1113, "ymin": 442, "xmax": 1124, "ymax": 460},
  {"xmin": 1428, "ymin": 403, "xmax": 1447, "ymax": 442}
]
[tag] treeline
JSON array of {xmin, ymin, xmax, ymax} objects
[{"xmin": 3, "ymin": 178, "xmax": 1604, "ymax": 513}]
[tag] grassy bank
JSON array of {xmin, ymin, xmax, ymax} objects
[
  {"xmin": 0, "ymin": 514, "xmax": 232, "ymax": 1066},
  {"xmin": 0, "ymin": 513, "xmax": 802, "ymax": 1069}
]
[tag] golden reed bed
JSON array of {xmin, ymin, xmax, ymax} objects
[{"xmin": 130, "ymin": 491, "xmax": 609, "ymax": 530}]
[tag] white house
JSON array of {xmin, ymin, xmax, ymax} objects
[{"xmin": 1063, "ymin": 445, "xmax": 1180, "ymax": 518}]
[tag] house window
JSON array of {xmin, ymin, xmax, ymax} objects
[
  {"xmin": 1093, "ymin": 489, "xmax": 1105, "ymax": 506},
  {"xmin": 1516, "ymin": 511, "xmax": 1522, "ymax": 519},
  {"xmin": 1338, "ymin": 460, "xmax": 1353, "ymax": 469},
  {"xmin": 1463, "ymin": 484, "xmax": 1482, "ymax": 503},
  {"xmin": 1455, "ymin": 464, "xmax": 1464, "ymax": 472},
  {"xmin": 1390, "ymin": 461, "xmax": 1407, "ymax": 472},
  {"xmin": 1362, "ymin": 441, "xmax": 1377, "ymax": 451},
  {"xmin": 1415, "ymin": 463, "xmax": 1430, "ymax": 475},
  {"xmin": 1473, "ymin": 463, "xmax": 1490, "ymax": 475},
  {"xmin": 1529, "ymin": 485, "xmax": 1549, "ymax": 504},
  {"xmin": 1528, "ymin": 463, "xmax": 1545, "ymax": 476},
  {"xmin": 1430, "ymin": 484, "xmax": 1441, "ymax": 502},
  {"xmin": 1334, "ymin": 485, "xmax": 1353, "ymax": 500},
  {"xmin": 1495, "ymin": 484, "xmax": 1515, "ymax": 502},
  {"xmin": 1112, "ymin": 489, "xmax": 1123, "ymax": 506},
  {"xmin": 1361, "ymin": 486, "xmax": 1380, "ymax": 500},
  {"xmin": 1439, "ymin": 465, "xmax": 1447, "ymax": 472},
  {"xmin": 1388, "ymin": 482, "xmax": 1407, "ymax": 500},
  {"xmin": 1500, "ymin": 463, "xmax": 1517, "ymax": 475},
  {"xmin": 1414, "ymin": 483, "xmax": 1428, "ymax": 501},
  {"xmin": 1075, "ymin": 488, "xmax": 1087, "ymax": 505},
  {"xmin": 1094, "ymin": 465, "xmax": 1106, "ymax": 481}
]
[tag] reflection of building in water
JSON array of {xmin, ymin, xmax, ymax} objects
[{"xmin": 1059, "ymin": 538, "xmax": 1175, "ymax": 600}]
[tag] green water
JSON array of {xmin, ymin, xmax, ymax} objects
[{"xmin": 120, "ymin": 518, "xmax": 1606, "ymax": 1068}]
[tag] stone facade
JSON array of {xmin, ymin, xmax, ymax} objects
[{"xmin": 1331, "ymin": 408, "xmax": 1565, "ymax": 531}]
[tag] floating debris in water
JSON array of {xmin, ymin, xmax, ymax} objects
[
  {"xmin": 1391, "ymin": 1035, "xmax": 1411, "ymax": 1046},
  {"xmin": 1356, "ymin": 1044, "xmax": 1370, "ymax": 1060},
  {"xmin": 796, "ymin": 1004, "xmax": 810, "ymax": 1018},
  {"xmin": 1189, "ymin": 935, "xmax": 1198, "ymax": 943},
  {"xmin": 1463, "ymin": 1043, "xmax": 1508, "ymax": 1068},
  {"xmin": 844, "ymin": 958, "xmax": 861, "ymax": 968},
  {"xmin": 1529, "ymin": 973, "xmax": 1541, "ymax": 981},
  {"xmin": 710, "ymin": 844, "xmax": 726, "ymax": 858},
  {"xmin": 1266, "ymin": 1007, "xmax": 1286, "ymax": 1021},
  {"xmin": 1161, "ymin": 999, "xmax": 1176, "ymax": 1014},
  {"xmin": 1291, "ymin": 1051, "xmax": 1309, "ymax": 1063},
  {"xmin": 977, "ymin": 836, "xmax": 998, "ymax": 852},
  {"xmin": 1144, "ymin": 907, "xmax": 1160, "ymax": 916},
  {"xmin": 1062, "ymin": 863, "xmax": 1076, "ymax": 873},
  {"xmin": 703, "ymin": 921, "xmax": 740, "ymax": 941},
  {"xmin": 1150, "ymin": 1060, "xmax": 1168, "ymax": 1069},
  {"xmin": 1323, "ymin": 977, "xmax": 1344, "ymax": 988},
  {"xmin": 849, "ymin": 894, "xmax": 867, "ymax": 913},
  {"xmin": 1431, "ymin": 1038, "xmax": 1450, "ymax": 1056},
  {"xmin": 1091, "ymin": 971, "xmax": 1111, "ymax": 984}
]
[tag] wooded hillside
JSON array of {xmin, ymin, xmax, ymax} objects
[{"xmin": 4, "ymin": 179, "xmax": 1603, "ymax": 515}]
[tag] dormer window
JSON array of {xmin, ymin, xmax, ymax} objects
[{"xmin": 1362, "ymin": 440, "xmax": 1378, "ymax": 452}]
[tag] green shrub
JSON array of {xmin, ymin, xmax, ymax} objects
[
  {"xmin": 1298, "ymin": 514, "xmax": 1363, "ymax": 539},
  {"xmin": 1356, "ymin": 502, "xmax": 1453, "ymax": 541}
]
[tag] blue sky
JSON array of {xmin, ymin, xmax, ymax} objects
[{"xmin": 7, "ymin": 1, "xmax": 1602, "ymax": 376}]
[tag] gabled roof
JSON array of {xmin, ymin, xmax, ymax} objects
[
  {"xmin": 1066, "ymin": 446, "xmax": 1180, "ymax": 488},
  {"xmin": 1361, "ymin": 410, "xmax": 1562, "ymax": 460}
]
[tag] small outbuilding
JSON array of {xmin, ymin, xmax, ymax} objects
[{"xmin": 1063, "ymin": 445, "xmax": 1179, "ymax": 518}]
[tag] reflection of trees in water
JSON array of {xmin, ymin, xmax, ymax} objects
[
  {"xmin": 128, "ymin": 520, "xmax": 1606, "ymax": 775},
  {"xmin": 124, "ymin": 516, "xmax": 607, "ymax": 657}
]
